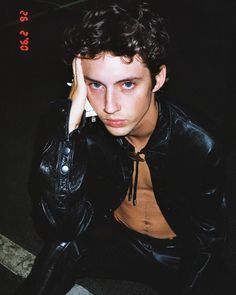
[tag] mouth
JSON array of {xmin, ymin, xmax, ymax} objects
[{"xmin": 104, "ymin": 119, "xmax": 126, "ymax": 128}]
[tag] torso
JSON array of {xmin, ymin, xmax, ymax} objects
[{"xmin": 113, "ymin": 154, "xmax": 176, "ymax": 239}]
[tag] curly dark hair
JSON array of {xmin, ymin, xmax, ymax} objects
[{"xmin": 63, "ymin": 0, "xmax": 169, "ymax": 78}]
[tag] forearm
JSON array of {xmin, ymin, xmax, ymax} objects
[{"xmin": 29, "ymin": 99, "xmax": 90, "ymax": 241}]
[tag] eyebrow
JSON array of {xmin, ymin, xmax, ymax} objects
[{"xmin": 84, "ymin": 75, "xmax": 142, "ymax": 85}]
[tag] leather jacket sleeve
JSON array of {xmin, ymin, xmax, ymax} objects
[
  {"xmin": 28, "ymin": 99, "xmax": 93, "ymax": 241},
  {"xmin": 180, "ymin": 141, "xmax": 227, "ymax": 294}
]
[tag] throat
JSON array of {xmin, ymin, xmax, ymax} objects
[
  {"xmin": 125, "ymin": 135, "xmax": 151, "ymax": 154},
  {"xmin": 126, "ymin": 99, "xmax": 159, "ymax": 151}
]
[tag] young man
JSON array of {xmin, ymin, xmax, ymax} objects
[{"xmin": 16, "ymin": 0, "xmax": 226, "ymax": 294}]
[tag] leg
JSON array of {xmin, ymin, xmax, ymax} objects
[{"xmin": 72, "ymin": 217, "xmax": 182, "ymax": 294}]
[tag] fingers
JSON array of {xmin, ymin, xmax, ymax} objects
[
  {"xmin": 72, "ymin": 57, "xmax": 78, "ymax": 84},
  {"xmin": 67, "ymin": 56, "xmax": 88, "ymax": 132},
  {"xmin": 68, "ymin": 56, "xmax": 87, "ymax": 102},
  {"xmin": 72, "ymin": 56, "xmax": 85, "ymax": 86}
]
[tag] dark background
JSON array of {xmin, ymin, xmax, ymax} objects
[{"xmin": 0, "ymin": 0, "xmax": 235, "ymax": 293}]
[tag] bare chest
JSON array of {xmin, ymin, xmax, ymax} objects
[{"xmin": 113, "ymin": 157, "xmax": 176, "ymax": 239}]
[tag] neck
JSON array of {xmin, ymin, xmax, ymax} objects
[{"xmin": 126, "ymin": 99, "xmax": 158, "ymax": 152}]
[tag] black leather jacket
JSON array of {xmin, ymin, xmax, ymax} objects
[{"xmin": 18, "ymin": 98, "xmax": 226, "ymax": 295}]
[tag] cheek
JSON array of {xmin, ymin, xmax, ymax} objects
[
  {"xmin": 135, "ymin": 100, "xmax": 149, "ymax": 114},
  {"xmin": 87, "ymin": 92, "xmax": 104, "ymax": 113},
  {"xmin": 128, "ymin": 89, "xmax": 151, "ymax": 110},
  {"xmin": 87, "ymin": 88, "xmax": 102, "ymax": 102}
]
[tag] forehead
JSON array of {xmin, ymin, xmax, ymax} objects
[{"xmin": 81, "ymin": 52, "xmax": 150, "ymax": 81}]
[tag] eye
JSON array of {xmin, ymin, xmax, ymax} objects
[
  {"xmin": 90, "ymin": 82, "xmax": 102, "ymax": 89},
  {"xmin": 123, "ymin": 81, "xmax": 134, "ymax": 89}
]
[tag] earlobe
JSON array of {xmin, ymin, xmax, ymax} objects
[{"xmin": 152, "ymin": 65, "xmax": 167, "ymax": 93}]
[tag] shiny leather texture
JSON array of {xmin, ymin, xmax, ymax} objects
[{"xmin": 16, "ymin": 98, "xmax": 227, "ymax": 295}]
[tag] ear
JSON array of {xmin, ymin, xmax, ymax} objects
[{"xmin": 152, "ymin": 65, "xmax": 167, "ymax": 93}]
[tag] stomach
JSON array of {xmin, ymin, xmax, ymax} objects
[{"xmin": 113, "ymin": 192, "xmax": 176, "ymax": 239}]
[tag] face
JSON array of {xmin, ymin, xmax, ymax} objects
[{"xmin": 81, "ymin": 52, "xmax": 166, "ymax": 137}]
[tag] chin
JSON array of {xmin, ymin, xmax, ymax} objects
[{"xmin": 104, "ymin": 126, "xmax": 131, "ymax": 137}]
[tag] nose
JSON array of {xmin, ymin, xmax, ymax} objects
[{"xmin": 103, "ymin": 89, "xmax": 121, "ymax": 114}]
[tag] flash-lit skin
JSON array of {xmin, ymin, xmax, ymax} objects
[
  {"xmin": 81, "ymin": 53, "xmax": 165, "ymax": 150},
  {"xmin": 79, "ymin": 53, "xmax": 176, "ymax": 239}
]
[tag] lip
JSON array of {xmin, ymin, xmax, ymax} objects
[{"xmin": 104, "ymin": 119, "xmax": 126, "ymax": 128}]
